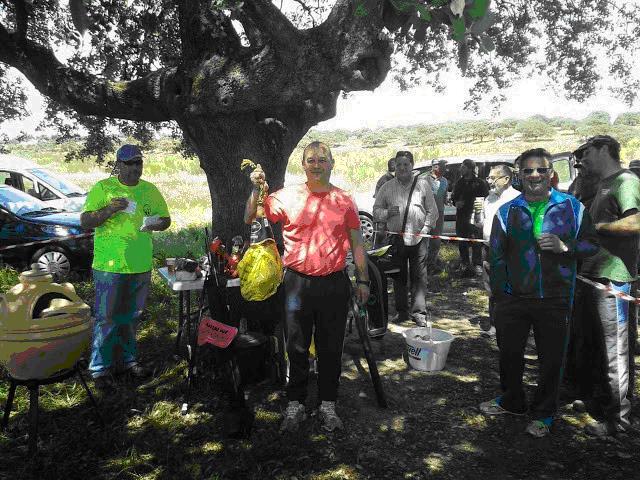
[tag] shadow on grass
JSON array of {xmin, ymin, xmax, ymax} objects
[{"xmin": 1, "ymin": 245, "xmax": 640, "ymax": 479}]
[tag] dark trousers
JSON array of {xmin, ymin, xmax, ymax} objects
[
  {"xmin": 456, "ymin": 214, "xmax": 482, "ymax": 267},
  {"xmin": 494, "ymin": 296, "xmax": 570, "ymax": 419},
  {"xmin": 283, "ymin": 268, "xmax": 350, "ymax": 403},
  {"xmin": 393, "ymin": 238, "xmax": 429, "ymax": 321},
  {"xmin": 426, "ymin": 208, "xmax": 444, "ymax": 268},
  {"xmin": 629, "ymin": 281, "xmax": 637, "ymax": 405},
  {"xmin": 572, "ymin": 280, "xmax": 632, "ymax": 426}
]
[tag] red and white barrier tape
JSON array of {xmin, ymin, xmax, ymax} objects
[
  {"xmin": 0, "ymin": 233, "xmax": 93, "ymax": 252},
  {"xmin": 576, "ymin": 275, "xmax": 640, "ymax": 305},
  {"xmin": 376, "ymin": 230, "xmax": 487, "ymax": 244},
  {"xmin": 376, "ymin": 230, "xmax": 640, "ymax": 304}
]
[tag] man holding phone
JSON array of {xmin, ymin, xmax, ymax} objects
[{"xmin": 81, "ymin": 144, "xmax": 171, "ymax": 390}]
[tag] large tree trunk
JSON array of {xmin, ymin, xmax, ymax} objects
[
  {"xmin": 178, "ymin": 110, "xmax": 309, "ymax": 243},
  {"xmin": 0, "ymin": 1, "xmax": 393, "ymax": 245}
]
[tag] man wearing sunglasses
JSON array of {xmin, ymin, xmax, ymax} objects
[
  {"xmin": 480, "ymin": 148, "xmax": 598, "ymax": 438},
  {"xmin": 478, "ymin": 165, "xmax": 520, "ymax": 337},
  {"xmin": 81, "ymin": 144, "xmax": 171, "ymax": 391},
  {"xmin": 571, "ymin": 135, "xmax": 640, "ymax": 437}
]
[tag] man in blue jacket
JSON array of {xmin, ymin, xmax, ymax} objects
[{"xmin": 479, "ymin": 148, "xmax": 599, "ymax": 438}]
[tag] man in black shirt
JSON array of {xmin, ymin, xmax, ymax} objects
[
  {"xmin": 373, "ymin": 158, "xmax": 396, "ymax": 198},
  {"xmin": 452, "ymin": 159, "xmax": 489, "ymax": 276}
]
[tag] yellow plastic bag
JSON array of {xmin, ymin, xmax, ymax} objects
[{"xmin": 237, "ymin": 239, "xmax": 283, "ymax": 301}]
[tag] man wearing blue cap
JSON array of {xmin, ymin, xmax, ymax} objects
[{"xmin": 81, "ymin": 144, "xmax": 171, "ymax": 390}]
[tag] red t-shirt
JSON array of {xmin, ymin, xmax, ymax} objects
[{"xmin": 264, "ymin": 183, "xmax": 360, "ymax": 276}]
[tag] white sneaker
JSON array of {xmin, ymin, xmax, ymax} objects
[
  {"xmin": 280, "ymin": 401, "xmax": 306, "ymax": 432},
  {"xmin": 480, "ymin": 326, "xmax": 496, "ymax": 338},
  {"xmin": 319, "ymin": 401, "xmax": 344, "ymax": 432}
]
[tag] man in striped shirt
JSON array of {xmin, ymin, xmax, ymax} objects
[{"xmin": 373, "ymin": 151, "xmax": 438, "ymax": 326}]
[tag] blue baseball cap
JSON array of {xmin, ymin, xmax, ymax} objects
[{"xmin": 116, "ymin": 144, "xmax": 143, "ymax": 162}]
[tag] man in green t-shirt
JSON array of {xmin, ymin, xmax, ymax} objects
[
  {"xmin": 81, "ymin": 144, "xmax": 171, "ymax": 389},
  {"xmin": 573, "ymin": 135, "xmax": 640, "ymax": 436}
]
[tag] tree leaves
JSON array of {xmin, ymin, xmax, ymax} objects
[
  {"xmin": 0, "ymin": 66, "xmax": 27, "ymax": 122},
  {"xmin": 69, "ymin": 0, "xmax": 90, "ymax": 36},
  {"xmin": 467, "ymin": 0, "xmax": 490, "ymax": 19}
]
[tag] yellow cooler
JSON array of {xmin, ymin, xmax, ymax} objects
[{"xmin": 0, "ymin": 264, "xmax": 93, "ymax": 380}]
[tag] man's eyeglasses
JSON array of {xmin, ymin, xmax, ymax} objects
[
  {"xmin": 520, "ymin": 167, "xmax": 552, "ymax": 175},
  {"xmin": 121, "ymin": 159, "xmax": 143, "ymax": 166},
  {"xmin": 487, "ymin": 175, "xmax": 507, "ymax": 182}
]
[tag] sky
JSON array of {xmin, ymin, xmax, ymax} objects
[{"xmin": 314, "ymin": 70, "xmax": 637, "ymax": 131}]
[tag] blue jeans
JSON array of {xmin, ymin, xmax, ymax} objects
[
  {"xmin": 89, "ymin": 270, "xmax": 151, "ymax": 378},
  {"xmin": 575, "ymin": 279, "xmax": 632, "ymax": 426}
]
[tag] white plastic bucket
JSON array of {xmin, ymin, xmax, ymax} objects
[{"xmin": 403, "ymin": 327, "xmax": 454, "ymax": 371}]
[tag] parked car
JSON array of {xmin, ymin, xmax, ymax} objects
[
  {"xmin": 0, "ymin": 155, "xmax": 88, "ymax": 212},
  {"xmin": 356, "ymin": 152, "xmax": 576, "ymax": 245},
  {"xmin": 0, "ymin": 185, "xmax": 93, "ymax": 280}
]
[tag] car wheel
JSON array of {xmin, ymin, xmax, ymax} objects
[
  {"xmin": 359, "ymin": 212, "xmax": 375, "ymax": 248},
  {"xmin": 31, "ymin": 246, "xmax": 72, "ymax": 281}
]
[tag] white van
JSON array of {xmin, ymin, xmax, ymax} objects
[{"xmin": 0, "ymin": 155, "xmax": 87, "ymax": 212}]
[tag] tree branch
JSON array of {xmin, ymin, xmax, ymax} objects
[
  {"xmin": 238, "ymin": 0, "xmax": 299, "ymax": 51},
  {"xmin": 176, "ymin": 0, "xmax": 242, "ymax": 62},
  {"xmin": 291, "ymin": 0, "xmax": 317, "ymax": 27},
  {"xmin": 317, "ymin": 0, "xmax": 393, "ymax": 92},
  {"xmin": 231, "ymin": 9, "xmax": 266, "ymax": 48},
  {"xmin": 0, "ymin": 25, "xmax": 173, "ymax": 122},
  {"xmin": 11, "ymin": 0, "xmax": 29, "ymax": 40}
]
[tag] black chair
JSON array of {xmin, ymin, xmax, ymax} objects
[{"xmin": 1, "ymin": 360, "xmax": 103, "ymax": 456}]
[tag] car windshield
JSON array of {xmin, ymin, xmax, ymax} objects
[
  {"xmin": 28, "ymin": 168, "xmax": 86, "ymax": 196},
  {"xmin": 0, "ymin": 186, "xmax": 51, "ymax": 216}
]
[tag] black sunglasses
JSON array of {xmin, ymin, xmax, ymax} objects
[
  {"xmin": 521, "ymin": 167, "xmax": 552, "ymax": 175},
  {"xmin": 121, "ymin": 159, "xmax": 143, "ymax": 166}
]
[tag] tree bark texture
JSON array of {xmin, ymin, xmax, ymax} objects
[{"xmin": 0, "ymin": 0, "xmax": 395, "ymax": 242}]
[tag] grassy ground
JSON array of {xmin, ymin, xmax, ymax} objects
[
  {"xmin": 1, "ymin": 244, "xmax": 640, "ymax": 480},
  {"xmin": 2, "ymin": 136, "xmax": 640, "ymax": 478}
]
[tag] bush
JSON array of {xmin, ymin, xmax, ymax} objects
[{"xmin": 515, "ymin": 119, "xmax": 555, "ymax": 141}]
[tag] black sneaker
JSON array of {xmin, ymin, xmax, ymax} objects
[
  {"xmin": 458, "ymin": 267, "xmax": 476, "ymax": 278},
  {"xmin": 585, "ymin": 420, "xmax": 617, "ymax": 437},
  {"xmin": 124, "ymin": 364, "xmax": 153, "ymax": 379},
  {"xmin": 391, "ymin": 312, "xmax": 410, "ymax": 323},
  {"xmin": 94, "ymin": 374, "xmax": 116, "ymax": 392},
  {"xmin": 412, "ymin": 315, "xmax": 427, "ymax": 327}
]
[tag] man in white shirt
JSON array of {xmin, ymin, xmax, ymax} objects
[
  {"xmin": 480, "ymin": 164, "xmax": 520, "ymax": 336},
  {"xmin": 482, "ymin": 165, "xmax": 521, "ymax": 242},
  {"xmin": 373, "ymin": 151, "xmax": 438, "ymax": 326}
]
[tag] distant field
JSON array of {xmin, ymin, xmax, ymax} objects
[{"xmin": 5, "ymin": 127, "xmax": 639, "ymax": 257}]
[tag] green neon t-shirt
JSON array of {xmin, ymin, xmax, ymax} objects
[
  {"xmin": 580, "ymin": 170, "xmax": 640, "ymax": 282},
  {"xmin": 83, "ymin": 176, "xmax": 169, "ymax": 273},
  {"xmin": 526, "ymin": 200, "xmax": 548, "ymax": 239}
]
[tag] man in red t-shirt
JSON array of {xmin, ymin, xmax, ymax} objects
[{"xmin": 244, "ymin": 141, "xmax": 370, "ymax": 433}]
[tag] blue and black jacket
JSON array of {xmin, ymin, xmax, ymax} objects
[{"xmin": 489, "ymin": 189, "xmax": 599, "ymax": 300}]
